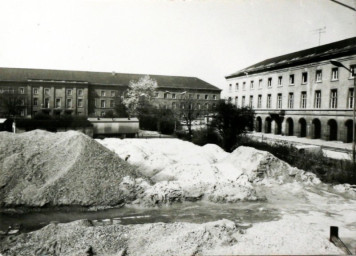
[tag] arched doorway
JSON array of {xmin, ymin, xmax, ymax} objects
[
  {"xmin": 345, "ymin": 120, "xmax": 353, "ymax": 143},
  {"xmin": 328, "ymin": 119, "xmax": 338, "ymax": 141},
  {"xmin": 312, "ymin": 119, "xmax": 321, "ymax": 139},
  {"xmin": 286, "ymin": 118, "xmax": 294, "ymax": 136},
  {"xmin": 256, "ymin": 116, "xmax": 262, "ymax": 132},
  {"xmin": 275, "ymin": 119, "xmax": 282, "ymax": 135},
  {"xmin": 299, "ymin": 118, "xmax": 307, "ymax": 137},
  {"xmin": 265, "ymin": 117, "xmax": 272, "ymax": 133}
]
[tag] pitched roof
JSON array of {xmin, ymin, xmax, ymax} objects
[
  {"xmin": 226, "ymin": 37, "xmax": 356, "ymax": 79},
  {"xmin": 0, "ymin": 67, "xmax": 221, "ymax": 91}
]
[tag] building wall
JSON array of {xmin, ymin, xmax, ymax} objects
[{"xmin": 225, "ymin": 54, "xmax": 356, "ymax": 142}]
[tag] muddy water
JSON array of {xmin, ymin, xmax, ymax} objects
[{"xmin": 1, "ymin": 183, "xmax": 356, "ymax": 251}]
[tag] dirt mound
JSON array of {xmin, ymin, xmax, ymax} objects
[
  {"xmin": 0, "ymin": 130, "xmax": 141, "ymax": 207},
  {"xmin": 0, "ymin": 217, "xmax": 342, "ymax": 256}
]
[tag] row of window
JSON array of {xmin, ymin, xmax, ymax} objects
[
  {"xmin": 32, "ymin": 88, "xmax": 86, "ymax": 97},
  {"xmin": 228, "ymin": 65, "xmax": 356, "ymax": 92},
  {"xmin": 231, "ymin": 88, "xmax": 353, "ymax": 109},
  {"xmin": 33, "ymin": 98, "xmax": 85, "ymax": 109},
  {"xmin": 161, "ymin": 92, "xmax": 218, "ymax": 100},
  {"xmin": 161, "ymin": 102, "xmax": 217, "ymax": 110}
]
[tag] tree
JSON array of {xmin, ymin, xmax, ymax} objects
[
  {"xmin": 210, "ymin": 100, "xmax": 255, "ymax": 151},
  {"xmin": 174, "ymin": 94, "xmax": 204, "ymax": 140},
  {"xmin": 0, "ymin": 89, "xmax": 26, "ymax": 118},
  {"xmin": 123, "ymin": 75, "xmax": 158, "ymax": 118},
  {"xmin": 114, "ymin": 96, "xmax": 129, "ymax": 118}
]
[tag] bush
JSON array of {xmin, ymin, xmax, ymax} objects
[
  {"xmin": 159, "ymin": 119, "xmax": 175, "ymax": 135},
  {"xmin": 191, "ymin": 127, "xmax": 222, "ymax": 147},
  {"xmin": 237, "ymin": 136, "xmax": 356, "ymax": 185}
]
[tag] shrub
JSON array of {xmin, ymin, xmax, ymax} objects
[
  {"xmin": 191, "ymin": 127, "xmax": 222, "ymax": 147},
  {"xmin": 237, "ymin": 136, "xmax": 356, "ymax": 185}
]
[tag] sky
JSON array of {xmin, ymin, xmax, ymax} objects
[{"xmin": 0, "ymin": 0, "xmax": 355, "ymax": 92}]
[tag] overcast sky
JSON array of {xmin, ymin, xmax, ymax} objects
[{"xmin": 1, "ymin": 0, "xmax": 355, "ymax": 91}]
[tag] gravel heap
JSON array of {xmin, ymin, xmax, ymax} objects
[
  {"xmin": 0, "ymin": 130, "xmax": 142, "ymax": 207},
  {"xmin": 0, "ymin": 216, "xmax": 342, "ymax": 256}
]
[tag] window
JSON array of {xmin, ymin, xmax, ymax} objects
[
  {"xmin": 189, "ymin": 103, "xmax": 193, "ymax": 110},
  {"xmin": 155, "ymin": 92, "xmax": 159, "ymax": 98},
  {"xmin": 249, "ymin": 95, "xmax": 253, "ymax": 107},
  {"xmin": 350, "ymin": 65, "xmax": 356, "ymax": 78},
  {"xmin": 302, "ymin": 72, "xmax": 308, "ymax": 84},
  {"xmin": 78, "ymin": 99, "xmax": 83, "ymax": 108},
  {"xmin": 33, "ymin": 98, "xmax": 38, "ymax": 106},
  {"xmin": 277, "ymin": 94, "xmax": 282, "ymax": 109},
  {"xmin": 205, "ymin": 94, "xmax": 208, "ymax": 100},
  {"xmin": 289, "ymin": 74, "xmax": 295, "ymax": 85},
  {"xmin": 316, "ymin": 70, "xmax": 322, "ymax": 82},
  {"xmin": 331, "ymin": 68, "xmax": 339, "ymax": 80},
  {"xmin": 45, "ymin": 88, "xmax": 50, "ymax": 95},
  {"xmin": 258, "ymin": 79, "xmax": 263, "ymax": 89},
  {"xmin": 205, "ymin": 103, "xmax": 209, "ymax": 109},
  {"xmin": 213, "ymin": 95, "xmax": 217, "ymax": 100},
  {"xmin": 19, "ymin": 87, "xmax": 24, "ymax": 94},
  {"xmin": 101, "ymin": 91, "xmax": 106, "ymax": 97},
  {"xmin": 267, "ymin": 78, "xmax": 272, "ymax": 88},
  {"xmin": 250, "ymin": 81, "xmax": 254, "ymax": 90},
  {"xmin": 20, "ymin": 109, "xmax": 25, "ymax": 116},
  {"xmin": 67, "ymin": 89, "xmax": 72, "ymax": 96},
  {"xmin": 235, "ymin": 96, "xmax": 238, "ymax": 107},
  {"xmin": 189, "ymin": 94, "xmax": 193, "ymax": 99},
  {"xmin": 101, "ymin": 111, "xmax": 105, "ymax": 117},
  {"xmin": 288, "ymin": 93, "xmax": 294, "ymax": 108},
  {"xmin": 301, "ymin": 92, "xmax": 307, "ymax": 108},
  {"xmin": 101, "ymin": 100, "xmax": 106, "ymax": 108},
  {"xmin": 257, "ymin": 95, "xmax": 262, "ymax": 108},
  {"xmin": 181, "ymin": 103, "xmax": 185, "ymax": 109},
  {"xmin": 78, "ymin": 89, "xmax": 83, "ymax": 97},
  {"xmin": 44, "ymin": 98, "xmax": 50, "ymax": 108},
  {"xmin": 172, "ymin": 102, "xmax": 176, "ymax": 109},
  {"xmin": 197, "ymin": 103, "xmax": 201, "ymax": 110},
  {"xmin": 20, "ymin": 99, "xmax": 25, "ymax": 106},
  {"xmin": 229, "ymin": 84, "xmax": 232, "ymax": 92},
  {"xmin": 33, "ymin": 88, "xmax": 38, "ymax": 94},
  {"xmin": 55, "ymin": 98, "xmax": 61, "ymax": 108},
  {"xmin": 243, "ymin": 82, "xmax": 246, "ymax": 90},
  {"xmin": 172, "ymin": 93, "xmax": 176, "ymax": 99},
  {"xmin": 228, "ymin": 97, "xmax": 232, "ymax": 103},
  {"xmin": 164, "ymin": 92, "xmax": 168, "ymax": 99},
  {"xmin": 67, "ymin": 98, "xmax": 72, "ymax": 108},
  {"xmin": 235, "ymin": 83, "xmax": 239, "ymax": 91},
  {"xmin": 196, "ymin": 94, "xmax": 200, "ymax": 99},
  {"xmin": 348, "ymin": 88, "xmax": 354, "ymax": 109},
  {"xmin": 212, "ymin": 103, "xmax": 216, "ymax": 109},
  {"xmin": 266, "ymin": 94, "xmax": 271, "ymax": 108},
  {"xmin": 330, "ymin": 89, "xmax": 337, "ymax": 108},
  {"xmin": 314, "ymin": 91, "xmax": 321, "ymax": 108},
  {"xmin": 110, "ymin": 100, "xmax": 115, "ymax": 108},
  {"xmin": 242, "ymin": 96, "xmax": 245, "ymax": 107},
  {"xmin": 111, "ymin": 91, "xmax": 115, "ymax": 97},
  {"xmin": 278, "ymin": 76, "xmax": 282, "ymax": 86}
]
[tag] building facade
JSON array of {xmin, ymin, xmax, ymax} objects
[
  {"xmin": 0, "ymin": 68, "xmax": 221, "ymax": 118},
  {"xmin": 225, "ymin": 37, "xmax": 356, "ymax": 143}
]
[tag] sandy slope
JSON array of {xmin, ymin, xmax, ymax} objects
[{"xmin": 0, "ymin": 130, "xmax": 141, "ymax": 207}]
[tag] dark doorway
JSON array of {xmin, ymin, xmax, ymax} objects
[
  {"xmin": 312, "ymin": 119, "xmax": 321, "ymax": 139},
  {"xmin": 265, "ymin": 117, "xmax": 272, "ymax": 133},
  {"xmin": 328, "ymin": 119, "xmax": 338, "ymax": 141},
  {"xmin": 299, "ymin": 118, "xmax": 307, "ymax": 137},
  {"xmin": 286, "ymin": 118, "xmax": 294, "ymax": 136},
  {"xmin": 345, "ymin": 120, "xmax": 353, "ymax": 143},
  {"xmin": 256, "ymin": 117, "xmax": 262, "ymax": 132}
]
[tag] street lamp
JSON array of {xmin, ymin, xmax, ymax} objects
[{"xmin": 330, "ymin": 60, "xmax": 356, "ymax": 163}]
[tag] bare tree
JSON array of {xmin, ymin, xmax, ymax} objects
[{"xmin": 0, "ymin": 89, "xmax": 26, "ymax": 118}]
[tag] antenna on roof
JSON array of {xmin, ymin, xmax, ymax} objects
[{"xmin": 311, "ymin": 26, "xmax": 326, "ymax": 46}]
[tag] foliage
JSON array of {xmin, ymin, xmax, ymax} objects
[
  {"xmin": 237, "ymin": 136, "xmax": 356, "ymax": 185},
  {"xmin": 16, "ymin": 115, "xmax": 93, "ymax": 132},
  {"xmin": 123, "ymin": 75, "xmax": 158, "ymax": 118},
  {"xmin": 114, "ymin": 96, "xmax": 129, "ymax": 118},
  {"xmin": 210, "ymin": 100, "xmax": 254, "ymax": 152},
  {"xmin": 191, "ymin": 127, "xmax": 222, "ymax": 146},
  {"xmin": 0, "ymin": 90, "xmax": 26, "ymax": 117}
]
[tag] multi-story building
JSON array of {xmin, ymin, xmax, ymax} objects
[
  {"xmin": 225, "ymin": 37, "xmax": 356, "ymax": 142},
  {"xmin": 0, "ymin": 68, "xmax": 221, "ymax": 118}
]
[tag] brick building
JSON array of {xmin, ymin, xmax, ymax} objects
[
  {"xmin": 225, "ymin": 37, "xmax": 356, "ymax": 142},
  {"xmin": 0, "ymin": 68, "xmax": 221, "ymax": 118}
]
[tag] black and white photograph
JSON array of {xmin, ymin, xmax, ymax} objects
[{"xmin": 0, "ymin": 0, "xmax": 356, "ymax": 255}]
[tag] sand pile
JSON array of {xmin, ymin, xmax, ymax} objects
[
  {"xmin": 97, "ymin": 139, "xmax": 321, "ymax": 205},
  {"xmin": 0, "ymin": 216, "xmax": 342, "ymax": 256},
  {"xmin": 0, "ymin": 130, "xmax": 142, "ymax": 207}
]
